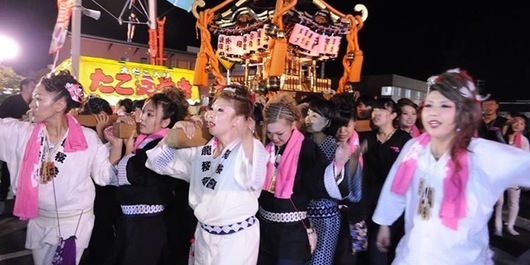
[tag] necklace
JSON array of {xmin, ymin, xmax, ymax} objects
[
  {"xmin": 267, "ymin": 146, "xmax": 283, "ymax": 193},
  {"xmin": 377, "ymin": 129, "xmax": 396, "ymax": 143},
  {"xmin": 417, "ymin": 156, "xmax": 436, "ymax": 220},
  {"xmin": 40, "ymin": 130, "xmax": 67, "ymax": 184}
]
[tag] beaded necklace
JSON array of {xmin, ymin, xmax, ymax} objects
[{"xmin": 40, "ymin": 130, "xmax": 68, "ymax": 184}]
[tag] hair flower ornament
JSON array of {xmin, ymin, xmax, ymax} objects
[
  {"xmin": 427, "ymin": 68, "xmax": 489, "ymax": 102},
  {"xmin": 65, "ymin": 83, "xmax": 84, "ymax": 103},
  {"xmin": 223, "ymin": 87, "xmax": 237, "ymax": 93}
]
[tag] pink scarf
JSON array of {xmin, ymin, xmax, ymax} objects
[
  {"xmin": 409, "ymin": 125, "xmax": 421, "ymax": 138},
  {"xmin": 14, "ymin": 115, "xmax": 88, "ymax": 220},
  {"xmin": 262, "ymin": 128, "xmax": 304, "ymax": 199},
  {"xmin": 347, "ymin": 130, "xmax": 363, "ymax": 167},
  {"xmin": 390, "ymin": 133, "xmax": 469, "ymax": 230},
  {"xmin": 133, "ymin": 128, "xmax": 168, "ymax": 152},
  {"xmin": 513, "ymin": 132, "xmax": 522, "ymax": 148}
]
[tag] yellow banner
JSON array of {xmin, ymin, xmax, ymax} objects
[{"xmin": 55, "ymin": 56, "xmax": 200, "ymax": 106}]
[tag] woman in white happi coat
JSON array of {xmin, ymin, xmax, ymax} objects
[
  {"xmin": 372, "ymin": 68, "xmax": 530, "ymax": 265},
  {"xmin": 0, "ymin": 71, "xmax": 119, "ymax": 265},
  {"xmin": 146, "ymin": 84, "xmax": 268, "ymax": 265}
]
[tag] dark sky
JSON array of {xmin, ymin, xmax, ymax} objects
[{"xmin": 1, "ymin": 0, "xmax": 529, "ymax": 100}]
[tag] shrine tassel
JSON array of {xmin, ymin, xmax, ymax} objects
[
  {"xmin": 268, "ymin": 38, "xmax": 288, "ymax": 77},
  {"xmin": 265, "ymin": 0, "xmax": 297, "ymax": 78},
  {"xmin": 194, "ymin": 52, "xmax": 209, "ymax": 86}
]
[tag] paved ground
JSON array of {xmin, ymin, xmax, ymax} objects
[
  {"xmin": 489, "ymin": 190, "xmax": 530, "ymax": 265},
  {"xmin": 2, "ymin": 192, "xmax": 530, "ymax": 265}
]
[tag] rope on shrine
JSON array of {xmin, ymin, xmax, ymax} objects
[
  {"xmin": 193, "ymin": 0, "xmax": 238, "ymax": 87},
  {"xmin": 338, "ymin": 14, "xmax": 364, "ymax": 93}
]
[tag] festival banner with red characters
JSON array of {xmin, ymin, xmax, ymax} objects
[
  {"xmin": 54, "ymin": 56, "xmax": 200, "ymax": 106},
  {"xmin": 49, "ymin": 0, "xmax": 74, "ymax": 54}
]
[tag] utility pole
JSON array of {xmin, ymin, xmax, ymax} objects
[
  {"xmin": 71, "ymin": 0, "xmax": 82, "ymax": 79},
  {"xmin": 148, "ymin": 0, "xmax": 157, "ymax": 65}
]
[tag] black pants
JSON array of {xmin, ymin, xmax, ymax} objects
[
  {"xmin": 114, "ymin": 215, "xmax": 167, "ymax": 265},
  {"xmin": 88, "ymin": 185, "xmax": 121, "ymax": 265},
  {"xmin": 365, "ymin": 215, "xmax": 404, "ymax": 265},
  {"xmin": 334, "ymin": 208, "xmax": 359, "ymax": 265},
  {"xmin": 0, "ymin": 161, "xmax": 10, "ymax": 201}
]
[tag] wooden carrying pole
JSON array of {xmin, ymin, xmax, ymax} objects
[
  {"xmin": 165, "ymin": 127, "xmax": 212, "ymax": 148},
  {"xmin": 73, "ymin": 114, "xmax": 118, "ymax": 127}
]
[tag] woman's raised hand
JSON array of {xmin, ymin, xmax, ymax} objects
[
  {"xmin": 173, "ymin": 120, "xmax": 197, "ymax": 139},
  {"xmin": 103, "ymin": 126, "xmax": 123, "ymax": 147},
  {"xmin": 335, "ymin": 142, "xmax": 353, "ymax": 168},
  {"xmin": 116, "ymin": 115, "xmax": 136, "ymax": 125},
  {"xmin": 95, "ymin": 113, "xmax": 110, "ymax": 131}
]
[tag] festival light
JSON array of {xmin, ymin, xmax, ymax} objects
[{"xmin": 0, "ymin": 35, "xmax": 19, "ymax": 63}]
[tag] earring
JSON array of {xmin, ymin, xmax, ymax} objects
[{"xmin": 456, "ymin": 127, "xmax": 461, "ymax": 132}]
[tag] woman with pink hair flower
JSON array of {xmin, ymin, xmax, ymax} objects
[
  {"xmin": 0, "ymin": 70, "xmax": 121, "ymax": 265},
  {"xmin": 373, "ymin": 68, "xmax": 530, "ymax": 265}
]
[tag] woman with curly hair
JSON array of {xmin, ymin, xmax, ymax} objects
[{"xmin": 257, "ymin": 93, "xmax": 360, "ymax": 265}]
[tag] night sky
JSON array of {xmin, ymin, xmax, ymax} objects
[{"xmin": 1, "ymin": 0, "xmax": 529, "ymax": 100}]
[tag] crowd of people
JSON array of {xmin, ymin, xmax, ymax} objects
[{"xmin": 1, "ymin": 68, "xmax": 530, "ymax": 265}]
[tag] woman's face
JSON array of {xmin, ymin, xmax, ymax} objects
[
  {"xmin": 29, "ymin": 84, "xmax": 61, "ymax": 122},
  {"xmin": 421, "ymin": 91, "xmax": 457, "ymax": 141},
  {"xmin": 336, "ymin": 119, "xmax": 355, "ymax": 144},
  {"xmin": 356, "ymin": 102, "xmax": 372, "ymax": 119},
  {"xmin": 116, "ymin": 103, "xmax": 128, "ymax": 116},
  {"xmin": 511, "ymin": 117, "xmax": 526, "ymax": 133},
  {"xmin": 304, "ymin": 109, "xmax": 329, "ymax": 134},
  {"xmin": 133, "ymin": 107, "xmax": 143, "ymax": 123},
  {"xmin": 204, "ymin": 98, "xmax": 238, "ymax": 137},
  {"xmin": 138, "ymin": 99, "xmax": 167, "ymax": 135},
  {"xmin": 266, "ymin": 118, "xmax": 295, "ymax": 147},
  {"xmin": 399, "ymin": 105, "xmax": 418, "ymax": 129}
]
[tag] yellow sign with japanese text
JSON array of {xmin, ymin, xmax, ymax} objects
[{"xmin": 54, "ymin": 56, "xmax": 199, "ymax": 106}]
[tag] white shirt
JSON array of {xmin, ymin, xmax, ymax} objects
[
  {"xmin": 373, "ymin": 137, "xmax": 530, "ymax": 265},
  {"xmin": 0, "ymin": 118, "xmax": 114, "ymax": 248},
  {"xmin": 146, "ymin": 138, "xmax": 268, "ymax": 226}
]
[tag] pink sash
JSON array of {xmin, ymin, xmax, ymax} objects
[
  {"xmin": 133, "ymin": 128, "xmax": 168, "ymax": 152},
  {"xmin": 14, "ymin": 115, "xmax": 88, "ymax": 220},
  {"xmin": 390, "ymin": 133, "xmax": 469, "ymax": 230},
  {"xmin": 262, "ymin": 128, "xmax": 304, "ymax": 199}
]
